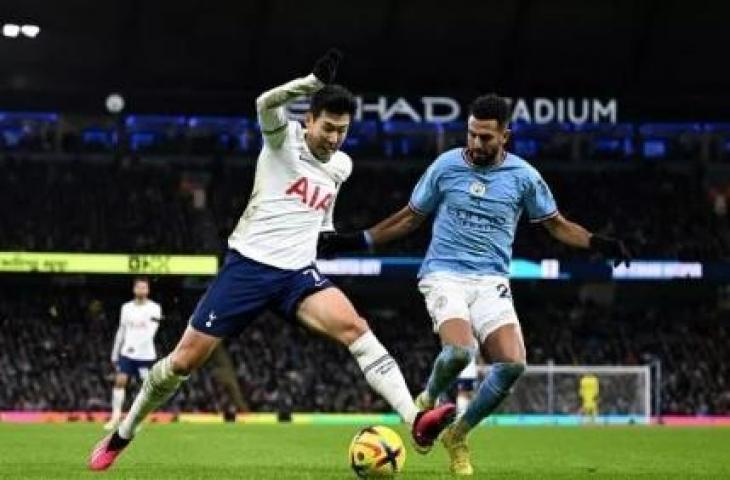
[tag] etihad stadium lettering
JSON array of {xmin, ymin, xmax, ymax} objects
[{"xmin": 288, "ymin": 96, "xmax": 617, "ymax": 125}]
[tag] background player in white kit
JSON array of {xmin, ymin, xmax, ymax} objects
[
  {"xmin": 89, "ymin": 50, "xmax": 454, "ymax": 471},
  {"xmin": 105, "ymin": 277, "xmax": 162, "ymax": 431}
]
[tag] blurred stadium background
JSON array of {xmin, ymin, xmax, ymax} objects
[{"xmin": 1, "ymin": 1, "xmax": 729, "ymax": 477}]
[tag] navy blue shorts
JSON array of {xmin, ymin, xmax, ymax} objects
[
  {"xmin": 117, "ymin": 355, "xmax": 154, "ymax": 379},
  {"xmin": 189, "ymin": 250, "xmax": 333, "ymax": 338}
]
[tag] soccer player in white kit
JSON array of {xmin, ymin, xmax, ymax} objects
[
  {"xmin": 104, "ymin": 277, "xmax": 162, "ymax": 431},
  {"xmin": 89, "ymin": 50, "xmax": 455, "ymax": 471}
]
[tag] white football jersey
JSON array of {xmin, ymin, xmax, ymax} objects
[
  {"xmin": 116, "ymin": 300, "xmax": 162, "ymax": 361},
  {"xmin": 228, "ymin": 120, "xmax": 352, "ymax": 270}
]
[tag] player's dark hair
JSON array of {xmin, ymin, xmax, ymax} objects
[
  {"xmin": 469, "ymin": 94, "xmax": 511, "ymax": 127},
  {"xmin": 309, "ymin": 84, "xmax": 356, "ymax": 119},
  {"xmin": 133, "ymin": 276, "xmax": 150, "ymax": 286}
]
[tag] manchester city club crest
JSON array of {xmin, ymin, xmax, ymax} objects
[{"xmin": 469, "ymin": 180, "xmax": 487, "ymax": 197}]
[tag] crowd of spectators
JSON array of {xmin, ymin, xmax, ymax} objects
[
  {"xmin": 1, "ymin": 146, "xmax": 728, "ymax": 417},
  {"xmin": 0, "ymin": 156, "xmax": 200, "ymax": 253},
  {"xmin": 2, "ymin": 154, "xmax": 729, "ymax": 261},
  {"xmin": 0, "ymin": 285, "xmax": 727, "ymax": 415}
]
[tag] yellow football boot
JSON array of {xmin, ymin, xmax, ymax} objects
[{"xmin": 441, "ymin": 425, "xmax": 474, "ymax": 476}]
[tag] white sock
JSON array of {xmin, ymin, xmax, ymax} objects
[
  {"xmin": 118, "ymin": 356, "xmax": 187, "ymax": 439},
  {"xmin": 456, "ymin": 392, "xmax": 470, "ymax": 417},
  {"xmin": 110, "ymin": 387, "xmax": 125, "ymax": 419},
  {"xmin": 349, "ymin": 331, "xmax": 418, "ymax": 425}
]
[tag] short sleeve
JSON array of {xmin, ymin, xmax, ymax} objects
[
  {"xmin": 524, "ymin": 170, "xmax": 558, "ymax": 222},
  {"xmin": 408, "ymin": 162, "xmax": 442, "ymax": 215}
]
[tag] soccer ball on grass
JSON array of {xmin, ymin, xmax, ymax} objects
[{"xmin": 348, "ymin": 425, "xmax": 406, "ymax": 478}]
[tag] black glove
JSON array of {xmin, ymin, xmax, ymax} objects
[
  {"xmin": 318, "ymin": 231, "xmax": 369, "ymax": 258},
  {"xmin": 312, "ymin": 48, "xmax": 343, "ymax": 84},
  {"xmin": 590, "ymin": 234, "xmax": 632, "ymax": 267}
]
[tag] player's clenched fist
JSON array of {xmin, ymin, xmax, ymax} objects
[{"xmin": 590, "ymin": 234, "xmax": 632, "ymax": 267}]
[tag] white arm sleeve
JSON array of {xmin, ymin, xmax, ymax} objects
[
  {"xmin": 256, "ymin": 74, "xmax": 324, "ymax": 148},
  {"xmin": 111, "ymin": 323, "xmax": 125, "ymax": 363}
]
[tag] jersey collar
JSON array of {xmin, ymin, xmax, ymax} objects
[{"xmin": 461, "ymin": 148, "xmax": 507, "ymax": 170}]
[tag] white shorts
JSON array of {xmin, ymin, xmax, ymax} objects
[{"xmin": 418, "ymin": 272, "xmax": 520, "ymax": 344}]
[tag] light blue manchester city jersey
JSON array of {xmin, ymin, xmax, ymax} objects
[{"xmin": 409, "ymin": 148, "xmax": 558, "ymax": 277}]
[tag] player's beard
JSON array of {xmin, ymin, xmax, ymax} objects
[{"xmin": 468, "ymin": 148, "xmax": 499, "ymax": 166}]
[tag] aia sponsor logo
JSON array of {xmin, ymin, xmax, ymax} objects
[{"xmin": 286, "ymin": 177, "xmax": 333, "ymax": 211}]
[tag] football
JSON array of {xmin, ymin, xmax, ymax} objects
[{"xmin": 348, "ymin": 425, "xmax": 406, "ymax": 478}]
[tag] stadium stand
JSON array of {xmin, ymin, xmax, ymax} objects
[{"xmin": 0, "ymin": 285, "xmax": 726, "ymax": 415}]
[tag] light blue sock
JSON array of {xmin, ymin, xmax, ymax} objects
[
  {"xmin": 425, "ymin": 344, "xmax": 476, "ymax": 402},
  {"xmin": 459, "ymin": 362, "xmax": 525, "ymax": 431}
]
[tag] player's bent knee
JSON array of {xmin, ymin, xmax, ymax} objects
[
  {"xmin": 169, "ymin": 351, "xmax": 202, "ymax": 376},
  {"xmin": 339, "ymin": 316, "xmax": 369, "ymax": 346},
  {"xmin": 438, "ymin": 318, "xmax": 473, "ymax": 347}
]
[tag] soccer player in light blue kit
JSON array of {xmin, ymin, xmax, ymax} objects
[{"xmin": 319, "ymin": 94, "xmax": 631, "ymax": 475}]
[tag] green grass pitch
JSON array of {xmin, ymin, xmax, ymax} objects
[{"xmin": 1, "ymin": 423, "xmax": 729, "ymax": 479}]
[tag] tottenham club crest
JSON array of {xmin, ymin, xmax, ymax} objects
[{"xmin": 469, "ymin": 180, "xmax": 487, "ymax": 197}]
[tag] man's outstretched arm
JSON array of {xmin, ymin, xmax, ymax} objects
[
  {"xmin": 318, "ymin": 205, "xmax": 426, "ymax": 257},
  {"xmin": 541, "ymin": 213, "xmax": 632, "ymax": 267},
  {"xmin": 368, "ymin": 205, "xmax": 426, "ymax": 246}
]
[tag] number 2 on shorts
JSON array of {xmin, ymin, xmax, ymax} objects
[{"xmin": 496, "ymin": 283, "xmax": 512, "ymax": 299}]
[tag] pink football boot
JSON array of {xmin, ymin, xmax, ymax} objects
[{"xmin": 88, "ymin": 431, "xmax": 131, "ymax": 471}]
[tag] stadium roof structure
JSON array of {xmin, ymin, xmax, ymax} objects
[{"xmin": 0, "ymin": 0, "xmax": 728, "ymax": 118}]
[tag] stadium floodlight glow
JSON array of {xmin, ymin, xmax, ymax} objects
[
  {"xmin": 105, "ymin": 93, "xmax": 125, "ymax": 114},
  {"xmin": 2, "ymin": 24, "xmax": 20, "ymax": 38},
  {"xmin": 20, "ymin": 24, "xmax": 40, "ymax": 38}
]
